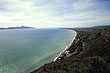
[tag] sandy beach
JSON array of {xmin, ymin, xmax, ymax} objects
[{"xmin": 53, "ymin": 30, "xmax": 77, "ymax": 61}]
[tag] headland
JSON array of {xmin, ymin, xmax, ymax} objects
[{"xmin": 31, "ymin": 25, "xmax": 110, "ymax": 73}]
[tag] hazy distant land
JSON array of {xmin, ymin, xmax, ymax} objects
[{"xmin": 0, "ymin": 26, "xmax": 34, "ymax": 30}]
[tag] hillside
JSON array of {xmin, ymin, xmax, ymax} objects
[{"xmin": 31, "ymin": 26, "xmax": 110, "ymax": 73}]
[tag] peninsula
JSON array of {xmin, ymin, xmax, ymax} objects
[{"xmin": 0, "ymin": 26, "xmax": 34, "ymax": 30}]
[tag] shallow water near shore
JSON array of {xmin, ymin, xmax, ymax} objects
[{"xmin": 0, "ymin": 28, "xmax": 76, "ymax": 73}]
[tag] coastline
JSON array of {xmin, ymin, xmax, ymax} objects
[
  {"xmin": 53, "ymin": 29, "xmax": 86, "ymax": 62},
  {"xmin": 31, "ymin": 29, "xmax": 86, "ymax": 73},
  {"xmin": 31, "ymin": 26, "xmax": 110, "ymax": 73},
  {"xmin": 53, "ymin": 30, "xmax": 77, "ymax": 61}
]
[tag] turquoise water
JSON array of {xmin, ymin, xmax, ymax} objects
[{"xmin": 0, "ymin": 28, "xmax": 76, "ymax": 73}]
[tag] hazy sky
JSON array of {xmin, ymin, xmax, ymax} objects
[{"xmin": 0, "ymin": 0, "xmax": 110, "ymax": 28}]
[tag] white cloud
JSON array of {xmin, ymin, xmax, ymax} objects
[
  {"xmin": 0, "ymin": 14, "xmax": 11, "ymax": 22},
  {"xmin": 0, "ymin": 0, "xmax": 109, "ymax": 28},
  {"xmin": 73, "ymin": 0, "xmax": 94, "ymax": 10}
]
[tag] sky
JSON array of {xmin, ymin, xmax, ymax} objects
[{"xmin": 0, "ymin": 0, "xmax": 110, "ymax": 28}]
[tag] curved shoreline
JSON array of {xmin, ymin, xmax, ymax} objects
[{"xmin": 53, "ymin": 30, "xmax": 77, "ymax": 61}]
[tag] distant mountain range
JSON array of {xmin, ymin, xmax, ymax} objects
[{"xmin": 0, "ymin": 26, "xmax": 34, "ymax": 30}]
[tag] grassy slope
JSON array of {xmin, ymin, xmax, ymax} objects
[{"xmin": 31, "ymin": 26, "xmax": 110, "ymax": 73}]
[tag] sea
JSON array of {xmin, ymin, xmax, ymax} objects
[{"xmin": 0, "ymin": 28, "xmax": 76, "ymax": 73}]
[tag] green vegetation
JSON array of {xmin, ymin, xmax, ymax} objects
[{"xmin": 31, "ymin": 56, "xmax": 109, "ymax": 73}]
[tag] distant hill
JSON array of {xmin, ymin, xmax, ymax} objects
[{"xmin": 0, "ymin": 26, "xmax": 34, "ymax": 30}]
